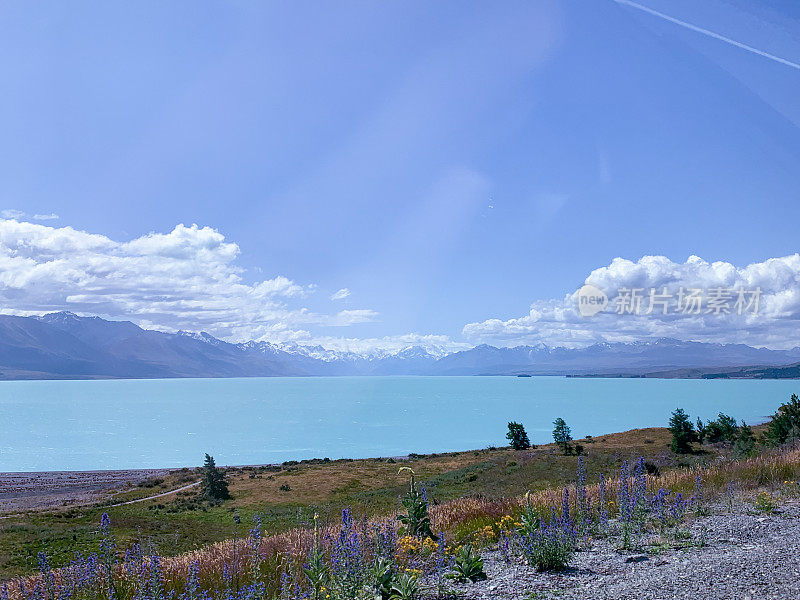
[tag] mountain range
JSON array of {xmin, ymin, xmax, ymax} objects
[{"xmin": 0, "ymin": 312, "xmax": 799, "ymax": 380}]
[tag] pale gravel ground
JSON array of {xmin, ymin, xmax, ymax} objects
[
  {"xmin": 0, "ymin": 469, "xmax": 169, "ymax": 512},
  {"xmin": 439, "ymin": 501, "xmax": 800, "ymax": 600}
]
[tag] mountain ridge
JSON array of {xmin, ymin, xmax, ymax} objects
[{"xmin": 0, "ymin": 311, "xmax": 797, "ymax": 380}]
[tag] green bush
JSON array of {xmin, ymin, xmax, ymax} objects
[
  {"xmin": 705, "ymin": 413, "xmax": 739, "ymax": 444},
  {"xmin": 734, "ymin": 421, "xmax": 757, "ymax": 457},
  {"xmin": 517, "ymin": 520, "xmax": 577, "ymax": 572},
  {"xmin": 552, "ymin": 418, "xmax": 573, "ymax": 455},
  {"xmin": 766, "ymin": 393, "xmax": 800, "ymax": 446},
  {"xmin": 669, "ymin": 409, "xmax": 697, "ymax": 454},
  {"xmin": 200, "ymin": 454, "xmax": 230, "ymax": 501},
  {"xmin": 506, "ymin": 421, "xmax": 532, "ymax": 450}
]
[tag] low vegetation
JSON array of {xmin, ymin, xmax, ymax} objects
[{"xmin": 2, "ymin": 394, "xmax": 800, "ymax": 599}]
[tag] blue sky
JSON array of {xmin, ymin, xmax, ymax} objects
[{"xmin": 1, "ymin": 1, "xmax": 800, "ymax": 350}]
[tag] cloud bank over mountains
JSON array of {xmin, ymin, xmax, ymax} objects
[
  {"xmin": 1, "ymin": 217, "xmax": 799, "ymax": 351},
  {"xmin": 464, "ymin": 254, "xmax": 800, "ymax": 349},
  {"xmin": 0, "ymin": 218, "xmax": 384, "ymax": 345}
]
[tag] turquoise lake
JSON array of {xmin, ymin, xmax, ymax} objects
[{"xmin": 1, "ymin": 376, "xmax": 798, "ymax": 472}]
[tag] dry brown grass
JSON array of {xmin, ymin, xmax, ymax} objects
[
  {"xmin": 9, "ymin": 441, "xmax": 799, "ymax": 600},
  {"xmin": 225, "ymin": 453, "xmax": 512, "ymax": 507},
  {"xmin": 216, "ymin": 427, "xmax": 674, "ymax": 508}
]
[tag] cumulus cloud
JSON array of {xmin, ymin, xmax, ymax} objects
[
  {"xmin": 463, "ymin": 254, "xmax": 800, "ymax": 349},
  {"xmin": 0, "ymin": 219, "xmax": 378, "ymax": 342},
  {"xmin": 330, "ymin": 287, "xmax": 351, "ymax": 301},
  {"xmin": 33, "ymin": 213, "xmax": 60, "ymax": 221}
]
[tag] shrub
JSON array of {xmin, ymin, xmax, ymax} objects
[
  {"xmin": 200, "ymin": 454, "xmax": 230, "ymax": 501},
  {"xmin": 552, "ymin": 418, "xmax": 573, "ymax": 455},
  {"xmin": 753, "ymin": 491, "xmax": 776, "ymax": 514},
  {"xmin": 506, "ymin": 421, "xmax": 532, "ymax": 450},
  {"xmin": 766, "ymin": 393, "xmax": 800, "ymax": 446},
  {"xmin": 516, "ymin": 518, "xmax": 577, "ymax": 571},
  {"xmin": 696, "ymin": 418, "xmax": 707, "ymax": 444},
  {"xmin": 734, "ymin": 421, "xmax": 757, "ymax": 457},
  {"xmin": 705, "ymin": 413, "xmax": 739, "ymax": 444},
  {"xmin": 668, "ymin": 409, "xmax": 697, "ymax": 454}
]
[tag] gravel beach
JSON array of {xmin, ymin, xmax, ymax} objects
[
  {"xmin": 0, "ymin": 469, "xmax": 169, "ymax": 512},
  {"xmin": 442, "ymin": 501, "xmax": 800, "ymax": 600}
]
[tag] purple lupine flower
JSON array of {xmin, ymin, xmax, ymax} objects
[
  {"xmin": 435, "ymin": 531, "xmax": 451, "ymax": 576},
  {"xmin": 634, "ymin": 457, "xmax": 647, "ymax": 509},
  {"xmin": 561, "ymin": 487, "xmax": 571, "ymax": 525},
  {"xmin": 671, "ymin": 493, "xmax": 686, "ymax": 521},
  {"xmin": 181, "ymin": 562, "xmax": 199, "ymax": 600},
  {"xmin": 149, "ymin": 554, "xmax": 163, "ymax": 600},
  {"xmin": 375, "ymin": 523, "xmax": 397, "ymax": 562},
  {"xmin": 692, "ymin": 474, "xmax": 704, "ymax": 512},
  {"xmin": 331, "ymin": 507, "xmax": 365, "ymax": 593},
  {"xmin": 598, "ymin": 473, "xmax": 609, "ymax": 526},
  {"xmin": 249, "ymin": 514, "xmax": 263, "ymax": 571},
  {"xmin": 37, "ymin": 553, "xmax": 51, "ymax": 575},
  {"xmin": 654, "ymin": 488, "xmax": 670, "ymax": 530},
  {"xmin": 99, "ymin": 513, "xmax": 116, "ymax": 572},
  {"xmin": 618, "ymin": 461, "xmax": 631, "ymax": 523},
  {"xmin": 279, "ymin": 571, "xmax": 291, "ymax": 600}
]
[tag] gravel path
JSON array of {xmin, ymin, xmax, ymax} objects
[
  {"xmin": 442, "ymin": 501, "xmax": 800, "ymax": 600},
  {"xmin": 107, "ymin": 480, "xmax": 200, "ymax": 507}
]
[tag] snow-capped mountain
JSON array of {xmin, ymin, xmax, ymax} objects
[{"xmin": 0, "ymin": 311, "xmax": 798, "ymax": 380}]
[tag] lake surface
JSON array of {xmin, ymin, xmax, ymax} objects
[{"xmin": 1, "ymin": 376, "xmax": 797, "ymax": 472}]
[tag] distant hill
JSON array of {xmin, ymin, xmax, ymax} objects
[{"xmin": 0, "ymin": 312, "xmax": 799, "ymax": 380}]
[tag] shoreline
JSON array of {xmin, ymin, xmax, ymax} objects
[{"xmin": 0, "ymin": 426, "xmax": 672, "ymax": 513}]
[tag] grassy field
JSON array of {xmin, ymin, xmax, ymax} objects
[{"xmin": 0, "ymin": 425, "xmax": 733, "ymax": 580}]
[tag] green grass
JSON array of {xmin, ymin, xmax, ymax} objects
[{"xmin": 0, "ymin": 426, "xmax": 718, "ymax": 579}]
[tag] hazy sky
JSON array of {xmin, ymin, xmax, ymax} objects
[{"xmin": 1, "ymin": 1, "xmax": 800, "ymax": 350}]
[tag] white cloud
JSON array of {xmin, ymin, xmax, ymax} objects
[
  {"xmin": 329, "ymin": 309, "xmax": 378, "ymax": 326},
  {"xmin": 1, "ymin": 210, "xmax": 60, "ymax": 221},
  {"xmin": 330, "ymin": 287, "xmax": 351, "ymax": 301},
  {"xmin": 278, "ymin": 331, "xmax": 468, "ymax": 355},
  {"xmin": 0, "ymin": 219, "xmax": 378, "ymax": 342},
  {"xmin": 463, "ymin": 254, "xmax": 800, "ymax": 349},
  {"xmin": 32, "ymin": 213, "xmax": 60, "ymax": 221}
]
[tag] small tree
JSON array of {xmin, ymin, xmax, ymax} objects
[
  {"xmin": 734, "ymin": 420, "xmax": 756, "ymax": 457},
  {"xmin": 552, "ymin": 418, "xmax": 572, "ymax": 455},
  {"xmin": 201, "ymin": 453, "xmax": 230, "ymax": 501},
  {"xmin": 506, "ymin": 421, "xmax": 532, "ymax": 450},
  {"xmin": 705, "ymin": 413, "xmax": 739, "ymax": 444},
  {"xmin": 669, "ymin": 408, "xmax": 697, "ymax": 454},
  {"xmin": 766, "ymin": 393, "xmax": 800, "ymax": 446},
  {"xmin": 696, "ymin": 418, "xmax": 706, "ymax": 445}
]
